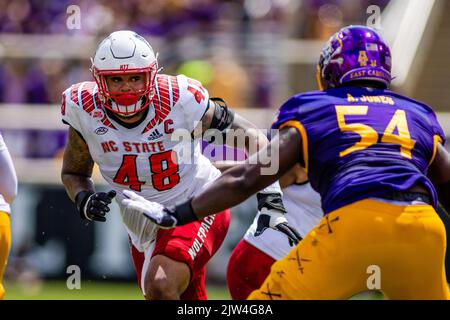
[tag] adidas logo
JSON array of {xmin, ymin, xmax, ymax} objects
[{"xmin": 147, "ymin": 129, "xmax": 163, "ymax": 141}]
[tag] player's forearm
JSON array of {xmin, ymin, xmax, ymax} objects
[
  {"xmin": 228, "ymin": 114, "xmax": 269, "ymax": 156},
  {"xmin": 214, "ymin": 159, "xmax": 292, "ymax": 188},
  {"xmin": 191, "ymin": 127, "xmax": 302, "ymax": 217},
  {"xmin": 191, "ymin": 163, "xmax": 278, "ymax": 217},
  {"xmin": 61, "ymin": 127, "xmax": 96, "ymax": 202},
  {"xmin": 61, "ymin": 173, "xmax": 95, "ymax": 202},
  {"xmin": 212, "ymin": 160, "xmax": 245, "ymax": 172},
  {"xmin": 279, "ymin": 170, "xmax": 297, "ymax": 189}
]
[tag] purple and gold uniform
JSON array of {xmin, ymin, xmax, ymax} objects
[
  {"xmin": 249, "ymin": 26, "xmax": 449, "ymax": 300},
  {"xmin": 248, "ymin": 88, "xmax": 449, "ymax": 300},
  {"xmin": 0, "ymin": 133, "xmax": 16, "ymax": 299},
  {"xmin": 273, "ymin": 87, "xmax": 445, "ymax": 214}
]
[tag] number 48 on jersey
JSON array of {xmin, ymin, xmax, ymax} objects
[{"xmin": 113, "ymin": 151, "xmax": 180, "ymax": 191}]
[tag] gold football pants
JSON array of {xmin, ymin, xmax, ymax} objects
[
  {"xmin": 248, "ymin": 199, "xmax": 449, "ymax": 300},
  {"xmin": 0, "ymin": 211, "xmax": 11, "ymax": 300}
]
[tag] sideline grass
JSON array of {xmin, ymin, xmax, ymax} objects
[
  {"xmin": 4, "ymin": 280, "xmax": 382, "ymax": 300},
  {"xmin": 3, "ymin": 280, "xmax": 231, "ymax": 300}
]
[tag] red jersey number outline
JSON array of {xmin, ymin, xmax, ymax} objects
[
  {"xmin": 113, "ymin": 151, "xmax": 180, "ymax": 191},
  {"xmin": 187, "ymin": 79, "xmax": 206, "ymax": 104}
]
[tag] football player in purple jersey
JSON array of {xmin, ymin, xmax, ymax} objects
[{"xmin": 124, "ymin": 25, "xmax": 450, "ymax": 299}]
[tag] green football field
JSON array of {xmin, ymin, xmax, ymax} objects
[
  {"xmin": 3, "ymin": 280, "xmax": 231, "ymax": 300},
  {"xmin": 3, "ymin": 280, "xmax": 383, "ymax": 300}
]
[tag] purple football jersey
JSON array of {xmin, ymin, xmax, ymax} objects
[{"xmin": 273, "ymin": 87, "xmax": 446, "ymax": 214}]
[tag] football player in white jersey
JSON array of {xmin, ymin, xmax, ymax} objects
[
  {"xmin": 60, "ymin": 30, "xmax": 300, "ymax": 300},
  {"xmin": 226, "ymin": 164, "xmax": 323, "ymax": 299},
  {"xmin": 0, "ymin": 133, "xmax": 18, "ymax": 299}
]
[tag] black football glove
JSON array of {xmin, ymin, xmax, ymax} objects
[
  {"xmin": 75, "ymin": 190, "xmax": 116, "ymax": 222},
  {"xmin": 254, "ymin": 192, "xmax": 302, "ymax": 246}
]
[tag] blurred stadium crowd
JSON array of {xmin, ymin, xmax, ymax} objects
[
  {"xmin": 4, "ymin": 0, "xmax": 426, "ymax": 290},
  {"xmin": 0, "ymin": 0, "xmax": 389, "ymax": 108}
]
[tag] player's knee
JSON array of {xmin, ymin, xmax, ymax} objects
[{"xmin": 144, "ymin": 277, "xmax": 179, "ymax": 300}]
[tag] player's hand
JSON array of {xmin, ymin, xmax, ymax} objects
[
  {"xmin": 254, "ymin": 193, "xmax": 302, "ymax": 246},
  {"xmin": 75, "ymin": 190, "xmax": 116, "ymax": 222},
  {"xmin": 121, "ymin": 190, "xmax": 178, "ymax": 229}
]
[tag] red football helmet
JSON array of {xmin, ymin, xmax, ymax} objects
[{"xmin": 91, "ymin": 30, "xmax": 159, "ymax": 116}]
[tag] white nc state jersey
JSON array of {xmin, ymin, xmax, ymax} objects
[
  {"xmin": 61, "ymin": 74, "xmax": 221, "ymax": 251},
  {"xmin": 244, "ymin": 183, "xmax": 323, "ymax": 260}
]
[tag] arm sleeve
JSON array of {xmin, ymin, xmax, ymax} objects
[
  {"xmin": 0, "ymin": 134, "xmax": 18, "ymax": 204},
  {"xmin": 177, "ymin": 75, "xmax": 211, "ymax": 133}
]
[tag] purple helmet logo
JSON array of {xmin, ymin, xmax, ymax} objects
[{"xmin": 316, "ymin": 25, "xmax": 392, "ymax": 90}]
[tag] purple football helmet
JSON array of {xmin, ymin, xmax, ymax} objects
[{"xmin": 316, "ymin": 25, "xmax": 392, "ymax": 90}]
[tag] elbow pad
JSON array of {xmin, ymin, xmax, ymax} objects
[
  {"xmin": 209, "ymin": 98, "xmax": 235, "ymax": 131},
  {"xmin": 203, "ymin": 98, "xmax": 235, "ymax": 144}
]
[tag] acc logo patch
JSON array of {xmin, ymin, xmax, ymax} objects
[{"xmin": 95, "ymin": 127, "xmax": 109, "ymax": 135}]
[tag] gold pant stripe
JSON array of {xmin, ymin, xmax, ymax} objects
[
  {"xmin": 248, "ymin": 199, "xmax": 449, "ymax": 300},
  {"xmin": 0, "ymin": 211, "xmax": 11, "ymax": 300}
]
